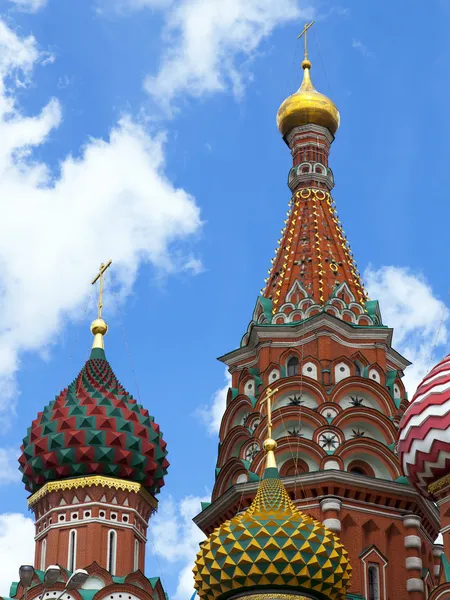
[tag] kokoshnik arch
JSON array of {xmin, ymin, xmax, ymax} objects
[{"xmin": 2, "ymin": 19, "xmax": 449, "ymax": 600}]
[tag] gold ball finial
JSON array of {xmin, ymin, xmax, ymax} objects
[
  {"xmin": 302, "ymin": 58, "xmax": 312, "ymax": 69},
  {"xmin": 91, "ymin": 318, "xmax": 108, "ymax": 336},
  {"xmin": 264, "ymin": 438, "xmax": 277, "ymax": 452}
]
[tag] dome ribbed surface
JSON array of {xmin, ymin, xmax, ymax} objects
[
  {"xmin": 399, "ymin": 353, "xmax": 450, "ymax": 496},
  {"xmin": 19, "ymin": 349, "xmax": 169, "ymax": 495},
  {"xmin": 194, "ymin": 475, "xmax": 351, "ymax": 600}
]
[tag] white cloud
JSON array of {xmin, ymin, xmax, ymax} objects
[
  {"xmin": 365, "ymin": 266, "xmax": 449, "ymax": 396},
  {"xmin": 0, "ymin": 513, "xmax": 35, "ymax": 595},
  {"xmin": 198, "ymin": 370, "xmax": 231, "ymax": 435},
  {"xmin": 149, "ymin": 494, "xmax": 208, "ymax": 600},
  {"xmin": 143, "ymin": 0, "xmax": 314, "ymax": 113},
  {"xmin": 7, "ymin": 0, "xmax": 48, "ymax": 12},
  {"xmin": 0, "ymin": 448, "xmax": 20, "ymax": 484},
  {"xmin": 0, "ymin": 20, "xmax": 202, "ymax": 425},
  {"xmin": 352, "ymin": 39, "xmax": 374, "ymax": 58}
]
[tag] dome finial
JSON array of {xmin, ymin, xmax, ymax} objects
[
  {"xmin": 262, "ymin": 386, "xmax": 279, "ymax": 475},
  {"xmin": 298, "ymin": 19, "xmax": 315, "ymax": 65},
  {"xmin": 276, "ymin": 21, "xmax": 340, "ymax": 137},
  {"xmin": 90, "ymin": 259, "xmax": 112, "ymax": 351}
]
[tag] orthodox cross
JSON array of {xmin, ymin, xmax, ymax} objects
[
  {"xmin": 298, "ymin": 20, "xmax": 315, "ymax": 60},
  {"xmin": 91, "ymin": 259, "xmax": 112, "ymax": 319},
  {"xmin": 263, "ymin": 386, "xmax": 279, "ymax": 439}
]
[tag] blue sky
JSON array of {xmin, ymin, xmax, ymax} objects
[{"xmin": 0, "ymin": 0, "xmax": 450, "ymax": 597}]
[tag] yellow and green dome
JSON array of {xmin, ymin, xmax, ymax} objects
[{"xmin": 193, "ymin": 441, "xmax": 351, "ymax": 600}]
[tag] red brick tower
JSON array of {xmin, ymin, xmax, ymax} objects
[{"xmin": 194, "ymin": 25, "xmax": 440, "ymax": 600}]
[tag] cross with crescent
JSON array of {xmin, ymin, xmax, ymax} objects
[
  {"xmin": 91, "ymin": 259, "xmax": 112, "ymax": 320},
  {"xmin": 298, "ymin": 20, "xmax": 315, "ymax": 61}
]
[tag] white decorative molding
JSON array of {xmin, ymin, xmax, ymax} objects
[
  {"xmin": 323, "ymin": 518, "xmax": 341, "ymax": 533},
  {"xmin": 404, "ymin": 535, "xmax": 421, "ymax": 549},
  {"xmin": 403, "ymin": 515, "xmax": 421, "ymax": 529},
  {"xmin": 320, "ymin": 498, "xmax": 342, "ymax": 513},
  {"xmin": 322, "ymin": 459, "xmax": 341, "ymax": 470},
  {"xmin": 405, "ymin": 557, "xmax": 422, "ymax": 571},
  {"xmin": 433, "ymin": 544, "xmax": 444, "ymax": 557},
  {"xmin": 406, "ymin": 578, "xmax": 424, "ymax": 593},
  {"xmin": 434, "ymin": 565, "xmax": 441, "ymax": 577}
]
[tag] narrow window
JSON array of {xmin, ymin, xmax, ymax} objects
[
  {"xmin": 355, "ymin": 361, "xmax": 362, "ymax": 377},
  {"xmin": 134, "ymin": 539, "xmax": 140, "ymax": 571},
  {"xmin": 107, "ymin": 530, "xmax": 117, "ymax": 575},
  {"xmin": 368, "ymin": 564, "xmax": 380, "ymax": 600},
  {"xmin": 40, "ymin": 538, "xmax": 47, "ymax": 571},
  {"xmin": 68, "ymin": 530, "xmax": 77, "ymax": 572},
  {"xmin": 287, "ymin": 356, "xmax": 299, "ymax": 377}
]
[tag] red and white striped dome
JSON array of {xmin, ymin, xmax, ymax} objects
[{"xmin": 398, "ymin": 354, "xmax": 450, "ymax": 497}]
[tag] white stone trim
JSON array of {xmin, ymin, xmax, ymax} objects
[
  {"xmin": 405, "ymin": 557, "xmax": 422, "ymax": 571},
  {"xmin": 323, "ymin": 518, "xmax": 341, "ymax": 532},
  {"xmin": 434, "ymin": 565, "xmax": 441, "ymax": 577},
  {"xmin": 433, "ymin": 544, "xmax": 444, "ymax": 557},
  {"xmin": 406, "ymin": 578, "xmax": 424, "ymax": 593},
  {"xmin": 34, "ymin": 518, "xmax": 147, "ymax": 543},
  {"xmin": 320, "ymin": 498, "xmax": 342, "ymax": 513},
  {"xmin": 404, "ymin": 535, "xmax": 421, "ymax": 549},
  {"xmin": 34, "ymin": 501, "xmax": 148, "ymax": 527},
  {"xmin": 403, "ymin": 515, "xmax": 421, "ymax": 529}
]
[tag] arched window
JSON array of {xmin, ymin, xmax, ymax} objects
[
  {"xmin": 287, "ymin": 356, "xmax": 299, "ymax": 376},
  {"xmin": 40, "ymin": 538, "xmax": 47, "ymax": 571},
  {"xmin": 368, "ymin": 564, "xmax": 380, "ymax": 600},
  {"xmin": 68, "ymin": 530, "xmax": 77, "ymax": 572},
  {"xmin": 107, "ymin": 530, "xmax": 117, "ymax": 575},
  {"xmin": 134, "ymin": 539, "xmax": 140, "ymax": 571}
]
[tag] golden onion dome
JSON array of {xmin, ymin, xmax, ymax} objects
[
  {"xmin": 277, "ymin": 59, "xmax": 340, "ymax": 137},
  {"xmin": 193, "ymin": 439, "xmax": 352, "ymax": 600}
]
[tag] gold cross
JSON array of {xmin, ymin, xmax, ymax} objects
[
  {"xmin": 298, "ymin": 20, "xmax": 315, "ymax": 60},
  {"xmin": 263, "ymin": 386, "xmax": 279, "ymax": 439},
  {"xmin": 91, "ymin": 259, "xmax": 112, "ymax": 319}
]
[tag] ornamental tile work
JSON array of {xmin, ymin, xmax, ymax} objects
[
  {"xmin": 262, "ymin": 188, "xmax": 368, "ymax": 314},
  {"xmin": 194, "ymin": 475, "xmax": 351, "ymax": 600},
  {"xmin": 19, "ymin": 349, "xmax": 169, "ymax": 495}
]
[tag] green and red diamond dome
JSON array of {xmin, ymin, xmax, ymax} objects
[{"xmin": 19, "ymin": 347, "xmax": 169, "ymax": 496}]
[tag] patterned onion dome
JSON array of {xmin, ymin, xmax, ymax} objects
[
  {"xmin": 194, "ymin": 441, "xmax": 351, "ymax": 600},
  {"xmin": 19, "ymin": 345, "xmax": 169, "ymax": 496},
  {"xmin": 398, "ymin": 353, "xmax": 450, "ymax": 497}
]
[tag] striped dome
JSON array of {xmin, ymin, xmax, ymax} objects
[
  {"xmin": 398, "ymin": 354, "xmax": 450, "ymax": 497},
  {"xmin": 19, "ymin": 347, "xmax": 169, "ymax": 496}
]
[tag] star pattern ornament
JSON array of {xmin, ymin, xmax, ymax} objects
[
  {"xmin": 245, "ymin": 442, "xmax": 260, "ymax": 462},
  {"xmin": 351, "ymin": 428, "xmax": 365, "ymax": 438},
  {"xmin": 319, "ymin": 432, "xmax": 339, "ymax": 450},
  {"xmin": 349, "ymin": 396, "xmax": 364, "ymax": 407},
  {"xmin": 287, "ymin": 426, "xmax": 304, "ymax": 438},
  {"xmin": 288, "ymin": 394, "xmax": 305, "ymax": 406}
]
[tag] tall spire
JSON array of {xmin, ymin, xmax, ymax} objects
[
  {"xmin": 90, "ymin": 259, "xmax": 112, "ymax": 352},
  {"xmin": 268, "ymin": 26, "xmax": 368, "ymax": 317}
]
